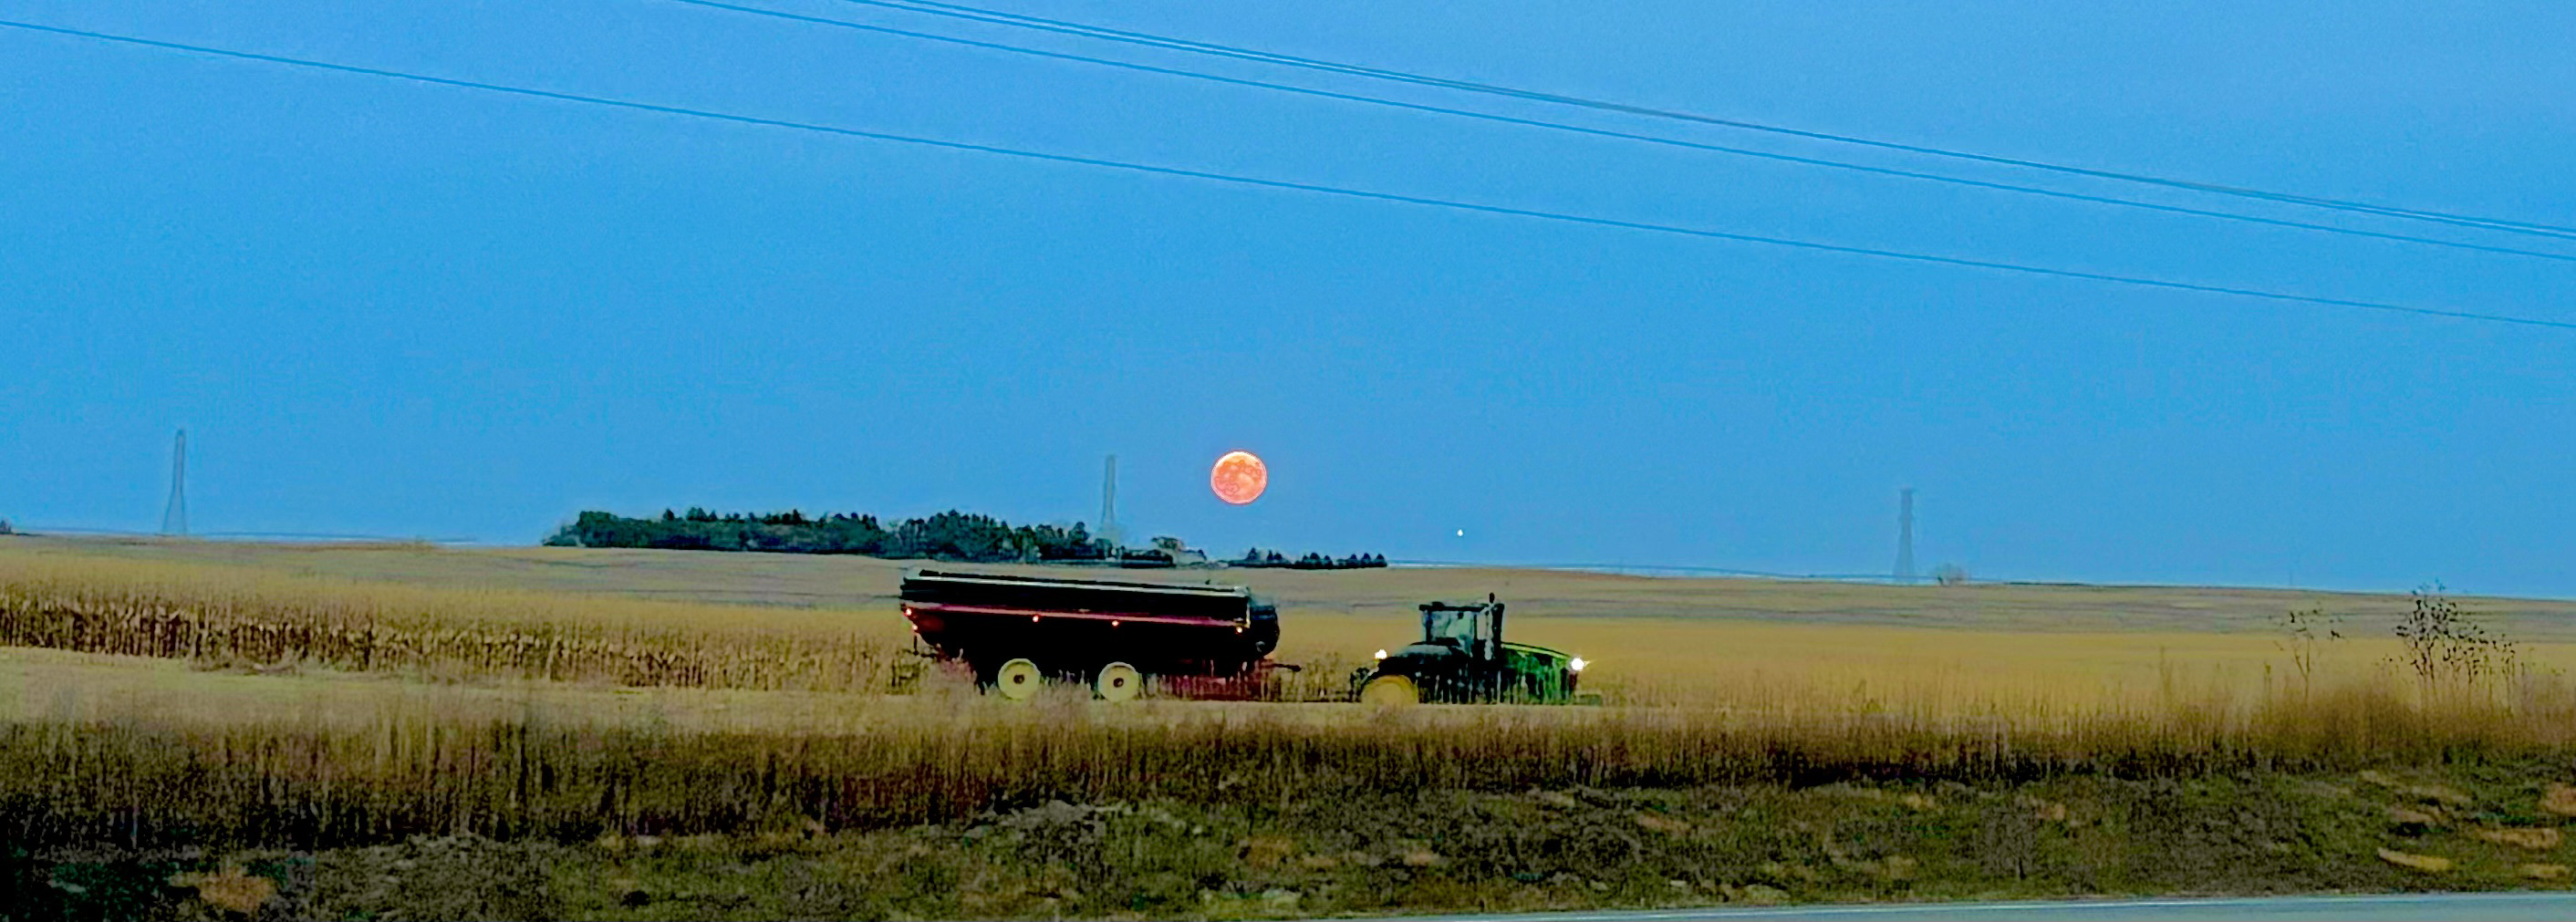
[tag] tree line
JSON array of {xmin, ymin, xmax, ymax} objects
[
  {"xmin": 544, "ymin": 509, "xmax": 1109, "ymax": 562},
  {"xmin": 545, "ymin": 510, "xmax": 1389, "ymax": 569},
  {"xmin": 1235, "ymin": 549, "xmax": 1388, "ymax": 570}
]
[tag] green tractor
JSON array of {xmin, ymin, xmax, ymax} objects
[{"xmin": 1349, "ymin": 595, "xmax": 1592, "ymax": 704}]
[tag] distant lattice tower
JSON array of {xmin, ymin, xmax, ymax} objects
[
  {"xmin": 161, "ymin": 429, "xmax": 189, "ymax": 536},
  {"xmin": 1098, "ymin": 454, "xmax": 1121, "ymax": 553},
  {"xmin": 1894, "ymin": 487, "xmax": 1915, "ymax": 584}
]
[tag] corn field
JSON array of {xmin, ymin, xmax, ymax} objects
[{"xmin": 0, "ymin": 555, "xmax": 909, "ymax": 691}]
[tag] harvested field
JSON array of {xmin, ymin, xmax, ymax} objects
[{"xmin": 18, "ymin": 534, "xmax": 2576, "ymax": 637}]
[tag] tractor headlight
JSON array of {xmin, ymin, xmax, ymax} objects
[
  {"xmin": 1569, "ymin": 657, "xmax": 1587, "ymax": 673},
  {"xmin": 1374, "ymin": 649, "xmax": 1388, "ymax": 660}
]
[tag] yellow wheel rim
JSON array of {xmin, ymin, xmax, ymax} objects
[
  {"xmin": 1095, "ymin": 662, "xmax": 1143, "ymax": 702},
  {"xmin": 1360, "ymin": 674, "xmax": 1419, "ymax": 707},
  {"xmin": 995, "ymin": 658, "xmax": 1043, "ymax": 701}
]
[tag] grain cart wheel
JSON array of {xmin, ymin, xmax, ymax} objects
[
  {"xmin": 994, "ymin": 658, "xmax": 1044, "ymax": 701},
  {"xmin": 1094, "ymin": 662, "xmax": 1143, "ymax": 702},
  {"xmin": 1359, "ymin": 674, "xmax": 1419, "ymax": 707}
]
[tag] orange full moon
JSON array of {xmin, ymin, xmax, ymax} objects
[{"xmin": 1210, "ymin": 451, "xmax": 1268, "ymax": 505}]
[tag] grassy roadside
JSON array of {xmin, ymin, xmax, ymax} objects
[{"xmin": 16, "ymin": 766, "xmax": 2576, "ymax": 920}]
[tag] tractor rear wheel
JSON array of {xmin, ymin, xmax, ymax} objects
[
  {"xmin": 1359, "ymin": 674, "xmax": 1419, "ymax": 706},
  {"xmin": 1094, "ymin": 662, "xmax": 1143, "ymax": 702},
  {"xmin": 994, "ymin": 658, "xmax": 1044, "ymax": 701}
]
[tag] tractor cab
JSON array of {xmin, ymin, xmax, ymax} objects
[
  {"xmin": 1419, "ymin": 597, "xmax": 1500, "ymax": 660},
  {"xmin": 1352, "ymin": 594, "xmax": 1587, "ymax": 704}
]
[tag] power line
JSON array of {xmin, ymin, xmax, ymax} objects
[
  {"xmin": 657, "ymin": 0, "xmax": 2576, "ymax": 264},
  {"xmin": 847, "ymin": 0, "xmax": 2576, "ymax": 242},
  {"xmin": 6, "ymin": 19, "xmax": 2571, "ymax": 332},
  {"xmin": 863, "ymin": 0, "xmax": 2576, "ymax": 241}
]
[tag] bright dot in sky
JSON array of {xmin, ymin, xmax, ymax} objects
[
  {"xmin": 1210, "ymin": 451, "xmax": 1267, "ymax": 505},
  {"xmin": 1455, "ymin": 529, "xmax": 1465, "ymax": 537}
]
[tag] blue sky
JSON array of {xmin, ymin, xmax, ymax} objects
[{"xmin": 4, "ymin": 1, "xmax": 2571, "ymax": 595}]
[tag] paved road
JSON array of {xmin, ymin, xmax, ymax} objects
[{"xmin": 1407, "ymin": 893, "xmax": 2576, "ymax": 921}]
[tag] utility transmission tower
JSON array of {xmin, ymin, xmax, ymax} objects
[
  {"xmin": 161, "ymin": 429, "xmax": 189, "ymax": 536},
  {"xmin": 1098, "ymin": 454, "xmax": 1121, "ymax": 553},
  {"xmin": 1894, "ymin": 487, "xmax": 1915, "ymax": 584}
]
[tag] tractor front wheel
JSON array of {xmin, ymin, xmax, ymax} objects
[{"xmin": 1359, "ymin": 674, "xmax": 1419, "ymax": 707}]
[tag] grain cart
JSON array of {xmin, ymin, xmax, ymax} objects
[
  {"xmin": 1349, "ymin": 595, "xmax": 1590, "ymax": 704},
  {"xmin": 898, "ymin": 568, "xmax": 1284, "ymax": 700}
]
